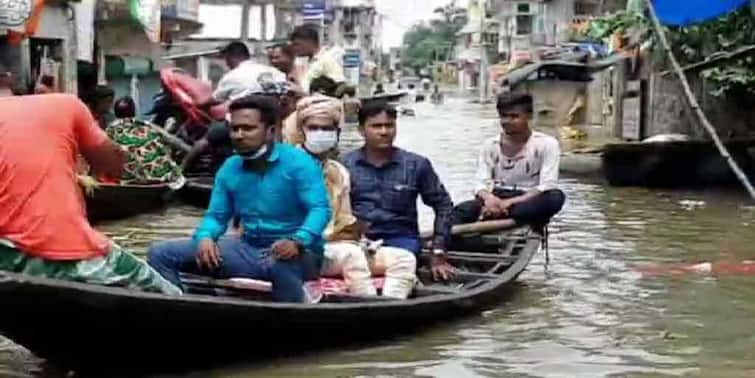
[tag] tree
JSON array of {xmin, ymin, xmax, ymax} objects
[{"xmin": 401, "ymin": 1, "xmax": 467, "ymax": 73}]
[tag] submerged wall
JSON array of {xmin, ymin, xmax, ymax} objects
[{"xmin": 646, "ymin": 73, "xmax": 755, "ymax": 140}]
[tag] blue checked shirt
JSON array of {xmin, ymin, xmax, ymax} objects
[{"xmin": 342, "ymin": 148, "xmax": 453, "ymax": 251}]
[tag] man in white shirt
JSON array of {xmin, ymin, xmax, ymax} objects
[
  {"xmin": 211, "ymin": 41, "xmax": 289, "ymax": 104},
  {"xmin": 289, "ymin": 25, "xmax": 345, "ymax": 93},
  {"xmin": 451, "ymin": 93, "xmax": 565, "ymax": 233}
]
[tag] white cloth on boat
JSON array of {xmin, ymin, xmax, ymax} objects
[
  {"xmin": 474, "ymin": 131, "xmax": 560, "ymax": 194},
  {"xmin": 321, "ymin": 241, "xmax": 376, "ymax": 297},
  {"xmin": 320, "ymin": 241, "xmax": 417, "ymax": 299}
]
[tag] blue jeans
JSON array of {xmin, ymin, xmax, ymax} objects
[
  {"xmin": 147, "ymin": 237, "xmax": 320, "ymax": 302},
  {"xmin": 368, "ymin": 234, "xmax": 423, "ymax": 256}
]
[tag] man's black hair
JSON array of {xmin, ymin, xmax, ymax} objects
[
  {"xmin": 496, "ymin": 92, "xmax": 533, "ymax": 114},
  {"xmin": 220, "ymin": 41, "xmax": 251, "ymax": 59},
  {"xmin": 310, "ymin": 75, "xmax": 338, "ymax": 97},
  {"xmin": 94, "ymin": 85, "xmax": 114, "ymax": 99},
  {"xmin": 270, "ymin": 42, "xmax": 294, "ymax": 57},
  {"xmin": 358, "ymin": 100, "xmax": 397, "ymax": 125},
  {"xmin": 114, "ymin": 96, "xmax": 136, "ymax": 118},
  {"xmin": 229, "ymin": 94, "xmax": 281, "ymax": 126},
  {"xmin": 290, "ymin": 25, "xmax": 320, "ymax": 45}
]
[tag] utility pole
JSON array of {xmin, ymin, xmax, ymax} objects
[{"xmin": 478, "ymin": 0, "xmax": 488, "ymax": 103}]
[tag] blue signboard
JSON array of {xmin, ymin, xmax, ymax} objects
[
  {"xmin": 343, "ymin": 49, "xmax": 361, "ymax": 68},
  {"xmin": 301, "ymin": 0, "xmax": 327, "ymax": 16}
]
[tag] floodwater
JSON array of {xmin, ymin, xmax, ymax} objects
[{"xmin": 2, "ymin": 96, "xmax": 755, "ymax": 378}]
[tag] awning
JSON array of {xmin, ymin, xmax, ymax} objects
[{"xmin": 653, "ymin": 0, "xmax": 747, "ymax": 26}]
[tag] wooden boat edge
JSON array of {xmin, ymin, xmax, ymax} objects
[{"xmin": 0, "ymin": 229, "xmax": 541, "ymax": 311}]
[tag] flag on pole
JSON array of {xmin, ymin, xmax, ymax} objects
[{"xmin": 129, "ymin": 0, "xmax": 161, "ymax": 43}]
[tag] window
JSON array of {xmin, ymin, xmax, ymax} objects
[
  {"xmin": 517, "ymin": 3, "xmax": 530, "ymax": 14},
  {"xmin": 516, "ymin": 14, "xmax": 533, "ymax": 35},
  {"xmin": 575, "ymin": 1, "xmax": 598, "ymax": 15},
  {"xmin": 193, "ymin": 5, "xmax": 242, "ymax": 39}
]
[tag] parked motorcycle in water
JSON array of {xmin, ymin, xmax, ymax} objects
[{"xmin": 147, "ymin": 68, "xmax": 227, "ymax": 145}]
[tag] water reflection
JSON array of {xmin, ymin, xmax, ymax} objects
[{"xmin": 2, "ymin": 97, "xmax": 755, "ymax": 377}]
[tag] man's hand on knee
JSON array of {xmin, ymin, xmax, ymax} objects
[
  {"xmin": 196, "ymin": 238, "xmax": 221, "ymax": 270},
  {"xmin": 272, "ymin": 239, "xmax": 302, "ymax": 260}
]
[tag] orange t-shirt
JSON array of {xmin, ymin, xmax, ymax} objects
[{"xmin": 0, "ymin": 94, "xmax": 110, "ymax": 260}]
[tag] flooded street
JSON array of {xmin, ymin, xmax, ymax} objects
[{"xmin": 2, "ymin": 96, "xmax": 755, "ymax": 377}]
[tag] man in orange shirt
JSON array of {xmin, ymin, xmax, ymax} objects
[{"xmin": 0, "ymin": 84, "xmax": 181, "ymax": 295}]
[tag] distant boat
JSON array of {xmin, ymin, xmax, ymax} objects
[{"xmin": 86, "ymin": 183, "xmax": 173, "ymax": 222}]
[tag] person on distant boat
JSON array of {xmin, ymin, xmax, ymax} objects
[
  {"xmin": 430, "ymin": 84, "xmax": 444, "ymax": 105},
  {"xmin": 373, "ymin": 83, "xmax": 385, "ymax": 95},
  {"xmin": 86, "ymin": 85, "xmax": 115, "ymax": 129},
  {"xmin": 450, "ymin": 93, "xmax": 565, "ymax": 236},
  {"xmin": 147, "ymin": 95, "xmax": 331, "ymax": 302},
  {"xmin": 342, "ymin": 101, "xmax": 456, "ymax": 281},
  {"xmin": 104, "ymin": 96, "xmax": 184, "ymax": 186},
  {"xmin": 0, "ymin": 90, "xmax": 180, "ymax": 295},
  {"xmin": 296, "ymin": 95, "xmax": 417, "ymax": 298},
  {"xmin": 340, "ymin": 85, "xmax": 360, "ymax": 124},
  {"xmin": 268, "ymin": 42, "xmax": 306, "ymax": 89},
  {"xmin": 290, "ymin": 25, "xmax": 346, "ymax": 94}
]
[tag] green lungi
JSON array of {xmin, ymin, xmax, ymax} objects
[{"xmin": 0, "ymin": 240, "xmax": 181, "ymax": 295}]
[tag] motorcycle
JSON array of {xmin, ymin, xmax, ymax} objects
[{"xmin": 147, "ymin": 68, "xmax": 227, "ymax": 145}]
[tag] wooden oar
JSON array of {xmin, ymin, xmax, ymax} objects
[{"xmin": 419, "ymin": 219, "xmax": 516, "ymax": 241}]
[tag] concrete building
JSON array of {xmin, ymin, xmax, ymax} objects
[
  {"xmin": 0, "ymin": 1, "xmax": 83, "ymax": 94},
  {"xmin": 490, "ymin": 0, "xmax": 604, "ymax": 59},
  {"xmin": 94, "ymin": 0, "xmax": 203, "ymax": 114},
  {"xmin": 294, "ymin": 0, "xmax": 381, "ymax": 93},
  {"xmin": 164, "ymin": 0, "xmax": 296, "ymax": 87}
]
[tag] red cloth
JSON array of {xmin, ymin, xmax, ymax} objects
[{"xmin": 160, "ymin": 69, "xmax": 225, "ymax": 125}]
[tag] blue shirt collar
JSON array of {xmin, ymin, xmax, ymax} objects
[{"xmin": 356, "ymin": 146, "xmax": 401, "ymax": 167}]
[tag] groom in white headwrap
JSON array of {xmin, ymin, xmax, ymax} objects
[{"xmin": 296, "ymin": 94, "xmax": 417, "ymax": 299}]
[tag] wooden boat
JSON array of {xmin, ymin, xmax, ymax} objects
[
  {"xmin": 0, "ymin": 227, "xmax": 541, "ymax": 375},
  {"xmin": 86, "ymin": 183, "xmax": 173, "ymax": 222},
  {"xmin": 602, "ymin": 138, "xmax": 755, "ymax": 187},
  {"xmin": 179, "ymin": 176, "xmax": 214, "ymax": 208}
]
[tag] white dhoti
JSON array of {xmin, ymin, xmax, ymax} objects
[
  {"xmin": 371, "ymin": 246, "xmax": 417, "ymax": 299},
  {"xmin": 321, "ymin": 242, "xmax": 418, "ymax": 299},
  {"xmin": 321, "ymin": 241, "xmax": 376, "ymax": 296}
]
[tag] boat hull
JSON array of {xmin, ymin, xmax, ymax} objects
[{"xmin": 0, "ymin": 229, "xmax": 540, "ymax": 374}]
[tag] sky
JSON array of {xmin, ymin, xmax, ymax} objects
[
  {"xmin": 376, "ymin": 0, "xmax": 453, "ymax": 50},
  {"xmin": 193, "ymin": 0, "xmax": 457, "ymax": 50}
]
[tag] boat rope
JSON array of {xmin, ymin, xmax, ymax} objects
[{"xmin": 645, "ymin": 0, "xmax": 755, "ymax": 200}]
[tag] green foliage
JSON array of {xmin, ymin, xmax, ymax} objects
[
  {"xmin": 667, "ymin": 8, "xmax": 755, "ymax": 97},
  {"xmin": 401, "ymin": 1, "xmax": 467, "ymax": 73},
  {"xmin": 578, "ymin": 6, "xmax": 755, "ymax": 98}
]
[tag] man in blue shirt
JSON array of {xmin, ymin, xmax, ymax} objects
[
  {"xmin": 147, "ymin": 95, "xmax": 331, "ymax": 302},
  {"xmin": 342, "ymin": 101, "xmax": 456, "ymax": 280}
]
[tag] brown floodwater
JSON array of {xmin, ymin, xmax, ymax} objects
[{"xmin": 2, "ymin": 97, "xmax": 755, "ymax": 377}]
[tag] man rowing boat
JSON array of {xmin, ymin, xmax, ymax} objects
[{"xmin": 0, "ymin": 85, "xmax": 180, "ymax": 294}]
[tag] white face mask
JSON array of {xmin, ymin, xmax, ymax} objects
[
  {"xmin": 237, "ymin": 143, "xmax": 268, "ymax": 160},
  {"xmin": 304, "ymin": 130, "xmax": 338, "ymax": 154}
]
